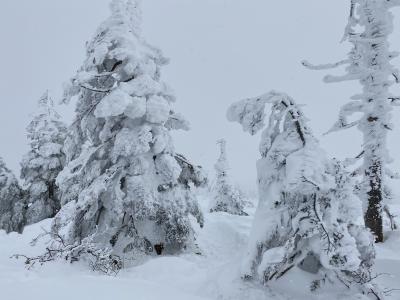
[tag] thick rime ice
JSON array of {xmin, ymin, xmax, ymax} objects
[
  {"xmin": 303, "ymin": 0, "xmax": 400, "ymax": 243},
  {"xmin": 228, "ymin": 91, "xmax": 379, "ymax": 297},
  {"xmin": 21, "ymin": 91, "xmax": 67, "ymax": 225},
  {"xmin": 209, "ymin": 139, "xmax": 247, "ymax": 216},
  {"xmin": 52, "ymin": 0, "xmax": 205, "ymax": 265},
  {"xmin": 0, "ymin": 158, "xmax": 25, "ymax": 233}
]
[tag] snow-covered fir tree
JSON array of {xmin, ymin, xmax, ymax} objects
[
  {"xmin": 0, "ymin": 158, "xmax": 25, "ymax": 233},
  {"xmin": 21, "ymin": 91, "xmax": 67, "ymax": 225},
  {"xmin": 228, "ymin": 91, "xmax": 380, "ymax": 297},
  {"xmin": 209, "ymin": 139, "xmax": 247, "ymax": 216},
  {"xmin": 50, "ymin": 0, "xmax": 204, "ymax": 265},
  {"xmin": 303, "ymin": 0, "xmax": 400, "ymax": 243}
]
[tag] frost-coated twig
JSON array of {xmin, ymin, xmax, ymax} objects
[
  {"xmin": 383, "ymin": 205, "xmax": 398, "ymax": 230},
  {"xmin": 301, "ymin": 59, "xmax": 350, "ymax": 70},
  {"xmin": 12, "ymin": 227, "xmax": 122, "ymax": 276}
]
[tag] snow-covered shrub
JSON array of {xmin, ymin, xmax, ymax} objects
[
  {"xmin": 228, "ymin": 91, "xmax": 379, "ymax": 297},
  {"xmin": 209, "ymin": 139, "xmax": 247, "ymax": 216},
  {"xmin": 303, "ymin": 0, "xmax": 400, "ymax": 243},
  {"xmin": 21, "ymin": 91, "xmax": 67, "ymax": 225},
  {"xmin": 13, "ymin": 226, "xmax": 122, "ymax": 276},
  {"xmin": 0, "ymin": 158, "xmax": 25, "ymax": 233},
  {"xmin": 49, "ymin": 0, "xmax": 204, "ymax": 264}
]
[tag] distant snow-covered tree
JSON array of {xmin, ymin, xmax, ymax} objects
[
  {"xmin": 0, "ymin": 158, "xmax": 25, "ymax": 233},
  {"xmin": 228, "ymin": 91, "xmax": 380, "ymax": 297},
  {"xmin": 209, "ymin": 139, "xmax": 247, "ymax": 216},
  {"xmin": 303, "ymin": 0, "xmax": 400, "ymax": 243},
  {"xmin": 50, "ymin": 0, "xmax": 204, "ymax": 265},
  {"xmin": 21, "ymin": 91, "xmax": 67, "ymax": 225}
]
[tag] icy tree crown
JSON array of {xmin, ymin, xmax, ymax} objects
[
  {"xmin": 228, "ymin": 91, "xmax": 310, "ymax": 157},
  {"xmin": 214, "ymin": 138, "xmax": 229, "ymax": 175}
]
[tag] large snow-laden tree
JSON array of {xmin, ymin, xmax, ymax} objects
[
  {"xmin": 21, "ymin": 91, "xmax": 67, "ymax": 225},
  {"xmin": 51, "ymin": 0, "xmax": 204, "ymax": 265},
  {"xmin": 0, "ymin": 158, "xmax": 25, "ymax": 233},
  {"xmin": 303, "ymin": 0, "xmax": 400, "ymax": 243},
  {"xmin": 209, "ymin": 139, "xmax": 247, "ymax": 216},
  {"xmin": 227, "ymin": 91, "xmax": 380, "ymax": 298}
]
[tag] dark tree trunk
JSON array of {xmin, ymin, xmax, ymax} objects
[
  {"xmin": 364, "ymin": 162, "xmax": 383, "ymax": 243},
  {"xmin": 48, "ymin": 180, "xmax": 55, "ymax": 200},
  {"xmin": 154, "ymin": 244, "xmax": 164, "ymax": 255},
  {"xmin": 47, "ymin": 179, "xmax": 60, "ymax": 216}
]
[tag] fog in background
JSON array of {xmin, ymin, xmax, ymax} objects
[{"xmin": 1, "ymin": 0, "xmax": 400, "ymax": 193}]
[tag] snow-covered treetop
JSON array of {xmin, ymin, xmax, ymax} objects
[
  {"xmin": 302, "ymin": 0, "xmax": 400, "ymax": 135},
  {"xmin": 227, "ymin": 91, "xmax": 311, "ymax": 157},
  {"xmin": 21, "ymin": 91, "xmax": 66, "ymax": 183},
  {"xmin": 228, "ymin": 91, "xmax": 330, "ymax": 193},
  {"xmin": 62, "ymin": 0, "xmax": 188, "ymax": 133},
  {"xmin": 26, "ymin": 91, "xmax": 65, "ymax": 151},
  {"xmin": 110, "ymin": 0, "xmax": 142, "ymax": 37},
  {"xmin": 214, "ymin": 139, "xmax": 229, "ymax": 175}
]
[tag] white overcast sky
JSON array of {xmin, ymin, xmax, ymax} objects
[{"xmin": 1, "ymin": 0, "xmax": 400, "ymax": 191}]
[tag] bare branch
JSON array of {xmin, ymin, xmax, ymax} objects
[{"xmin": 302, "ymin": 59, "xmax": 350, "ymax": 70}]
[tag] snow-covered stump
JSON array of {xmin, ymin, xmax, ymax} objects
[
  {"xmin": 38, "ymin": 0, "xmax": 205, "ymax": 268},
  {"xmin": 0, "ymin": 158, "xmax": 25, "ymax": 233},
  {"xmin": 303, "ymin": 0, "xmax": 400, "ymax": 243},
  {"xmin": 209, "ymin": 139, "xmax": 247, "ymax": 216},
  {"xmin": 227, "ymin": 91, "xmax": 381, "ymax": 298},
  {"xmin": 21, "ymin": 91, "xmax": 67, "ymax": 225}
]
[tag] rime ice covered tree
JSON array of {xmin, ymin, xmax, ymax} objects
[
  {"xmin": 21, "ymin": 91, "xmax": 67, "ymax": 225},
  {"xmin": 209, "ymin": 139, "xmax": 247, "ymax": 216},
  {"xmin": 303, "ymin": 0, "xmax": 400, "ymax": 242},
  {"xmin": 228, "ymin": 91, "xmax": 379, "ymax": 297},
  {"xmin": 51, "ymin": 0, "xmax": 204, "ymax": 263},
  {"xmin": 0, "ymin": 158, "xmax": 25, "ymax": 233}
]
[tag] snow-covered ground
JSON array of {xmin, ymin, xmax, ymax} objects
[{"xmin": 0, "ymin": 194, "xmax": 399, "ymax": 300}]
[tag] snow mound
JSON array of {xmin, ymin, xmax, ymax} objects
[{"xmin": 0, "ymin": 198, "xmax": 399, "ymax": 300}]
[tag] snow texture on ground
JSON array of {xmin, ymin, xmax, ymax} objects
[{"xmin": 0, "ymin": 195, "xmax": 399, "ymax": 300}]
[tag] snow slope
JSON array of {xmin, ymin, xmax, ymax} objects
[{"xmin": 0, "ymin": 195, "xmax": 399, "ymax": 300}]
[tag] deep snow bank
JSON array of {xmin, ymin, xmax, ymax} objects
[{"xmin": 0, "ymin": 197, "xmax": 399, "ymax": 300}]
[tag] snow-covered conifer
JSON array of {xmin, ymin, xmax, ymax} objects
[
  {"xmin": 228, "ymin": 91, "xmax": 379, "ymax": 297},
  {"xmin": 209, "ymin": 139, "xmax": 247, "ymax": 216},
  {"xmin": 51, "ymin": 0, "xmax": 204, "ymax": 264},
  {"xmin": 303, "ymin": 0, "xmax": 400, "ymax": 243},
  {"xmin": 0, "ymin": 158, "xmax": 25, "ymax": 233},
  {"xmin": 21, "ymin": 91, "xmax": 67, "ymax": 225}
]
